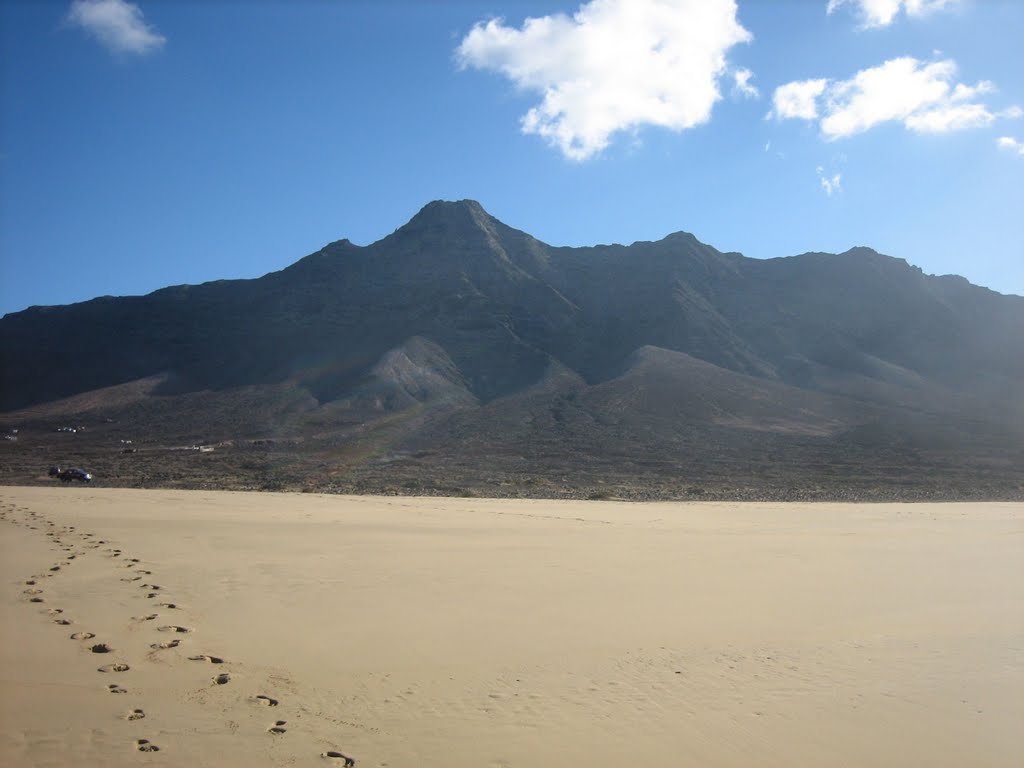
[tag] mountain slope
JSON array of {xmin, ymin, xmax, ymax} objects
[{"xmin": 1, "ymin": 200, "xmax": 1022, "ymax": 499}]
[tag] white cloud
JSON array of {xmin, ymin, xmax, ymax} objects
[
  {"xmin": 773, "ymin": 57, "xmax": 1009, "ymax": 139},
  {"xmin": 732, "ymin": 68, "xmax": 759, "ymax": 99},
  {"xmin": 818, "ymin": 169, "xmax": 842, "ymax": 196},
  {"xmin": 997, "ymin": 136, "xmax": 1024, "ymax": 157},
  {"xmin": 456, "ymin": 0, "xmax": 752, "ymax": 161},
  {"xmin": 816, "ymin": 164, "xmax": 842, "ymax": 195},
  {"xmin": 903, "ymin": 103, "xmax": 992, "ymax": 133},
  {"xmin": 826, "ymin": 0, "xmax": 959, "ymax": 29},
  {"xmin": 66, "ymin": 0, "xmax": 165, "ymax": 55},
  {"xmin": 770, "ymin": 79, "xmax": 827, "ymax": 120}
]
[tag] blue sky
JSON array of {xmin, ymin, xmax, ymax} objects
[{"xmin": 1, "ymin": 0, "xmax": 1022, "ymax": 316}]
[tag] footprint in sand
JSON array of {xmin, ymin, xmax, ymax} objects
[
  {"xmin": 150, "ymin": 639, "xmax": 181, "ymax": 650},
  {"xmin": 23, "ymin": 588, "xmax": 43, "ymax": 595},
  {"xmin": 321, "ymin": 751, "xmax": 356, "ymax": 766},
  {"xmin": 24, "ymin": 580, "xmax": 36, "ymax": 585},
  {"xmin": 90, "ymin": 643, "xmax": 114, "ymax": 653},
  {"xmin": 49, "ymin": 566, "xmax": 60, "ymax": 572},
  {"xmin": 157, "ymin": 625, "xmax": 191, "ymax": 634},
  {"xmin": 54, "ymin": 618, "xmax": 73, "ymax": 626},
  {"xmin": 29, "ymin": 597, "xmax": 45, "ymax": 603},
  {"xmin": 108, "ymin": 684, "xmax": 128, "ymax": 694},
  {"xmin": 213, "ymin": 673, "xmax": 231, "ymax": 685},
  {"xmin": 71, "ymin": 632, "xmax": 95, "ymax": 640},
  {"xmin": 126, "ymin": 709, "xmax": 145, "ymax": 721},
  {"xmin": 158, "ymin": 602, "xmax": 178, "ymax": 609},
  {"xmin": 268, "ymin": 721, "xmax": 287, "ymax": 734},
  {"xmin": 133, "ymin": 614, "xmax": 159, "ymax": 622},
  {"xmin": 255, "ymin": 695, "xmax": 279, "ymax": 707},
  {"xmin": 47, "ymin": 608, "xmax": 64, "ymax": 615},
  {"xmin": 135, "ymin": 739, "xmax": 159, "ymax": 752},
  {"xmin": 98, "ymin": 663, "xmax": 130, "ymax": 673},
  {"xmin": 188, "ymin": 655, "xmax": 225, "ymax": 664}
]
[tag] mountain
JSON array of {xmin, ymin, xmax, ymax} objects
[{"xmin": 2, "ymin": 199, "xmax": 1022, "ymax": 500}]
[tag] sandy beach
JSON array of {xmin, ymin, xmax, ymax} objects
[{"xmin": 1, "ymin": 487, "xmax": 1021, "ymax": 767}]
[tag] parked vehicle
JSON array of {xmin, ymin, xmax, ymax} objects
[{"xmin": 49, "ymin": 466, "xmax": 92, "ymax": 483}]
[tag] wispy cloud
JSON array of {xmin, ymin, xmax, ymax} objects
[
  {"xmin": 66, "ymin": 0, "xmax": 165, "ymax": 55},
  {"xmin": 769, "ymin": 79, "xmax": 827, "ymax": 120},
  {"xmin": 732, "ymin": 68, "xmax": 759, "ymax": 100},
  {"xmin": 826, "ymin": 0, "xmax": 960, "ymax": 29},
  {"xmin": 771, "ymin": 57, "xmax": 1017, "ymax": 140},
  {"xmin": 456, "ymin": 0, "xmax": 752, "ymax": 161},
  {"xmin": 997, "ymin": 136, "xmax": 1024, "ymax": 157},
  {"xmin": 817, "ymin": 165, "xmax": 842, "ymax": 196}
]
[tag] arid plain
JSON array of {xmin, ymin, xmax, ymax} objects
[{"xmin": 1, "ymin": 487, "xmax": 1021, "ymax": 767}]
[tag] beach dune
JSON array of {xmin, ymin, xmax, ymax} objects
[{"xmin": 1, "ymin": 487, "xmax": 1021, "ymax": 767}]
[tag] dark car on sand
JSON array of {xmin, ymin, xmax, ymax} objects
[{"xmin": 49, "ymin": 466, "xmax": 92, "ymax": 483}]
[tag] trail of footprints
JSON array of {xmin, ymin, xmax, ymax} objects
[{"xmin": 0, "ymin": 499, "xmax": 358, "ymax": 764}]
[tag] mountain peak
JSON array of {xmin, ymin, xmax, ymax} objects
[
  {"xmin": 840, "ymin": 246, "xmax": 882, "ymax": 258},
  {"xmin": 404, "ymin": 199, "xmax": 491, "ymax": 228},
  {"xmin": 419, "ymin": 198, "xmax": 487, "ymax": 215},
  {"xmin": 386, "ymin": 199, "xmax": 507, "ymax": 251}
]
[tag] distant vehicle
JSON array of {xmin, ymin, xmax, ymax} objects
[{"xmin": 49, "ymin": 466, "xmax": 92, "ymax": 483}]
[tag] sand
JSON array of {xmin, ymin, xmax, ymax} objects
[{"xmin": 1, "ymin": 487, "xmax": 1021, "ymax": 767}]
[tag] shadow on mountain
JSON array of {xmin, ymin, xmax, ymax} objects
[{"xmin": 2, "ymin": 200, "xmax": 1022, "ymax": 499}]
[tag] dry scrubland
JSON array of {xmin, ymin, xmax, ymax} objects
[{"xmin": 1, "ymin": 487, "xmax": 1021, "ymax": 767}]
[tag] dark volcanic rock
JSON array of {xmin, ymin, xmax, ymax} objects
[{"xmin": 1, "ymin": 200, "xmax": 1022, "ymax": 500}]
